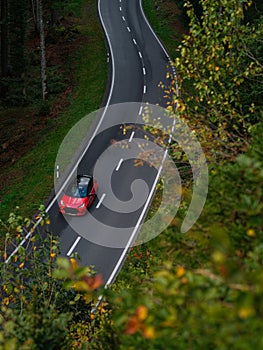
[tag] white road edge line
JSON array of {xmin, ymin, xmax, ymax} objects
[
  {"xmin": 129, "ymin": 131, "xmax": 135, "ymax": 142},
  {"xmin": 104, "ymin": 152, "xmax": 166, "ymax": 288},
  {"xmin": 96, "ymin": 193, "xmax": 106, "ymax": 209},
  {"xmin": 67, "ymin": 236, "xmax": 81, "ymax": 256},
  {"xmin": 139, "ymin": 0, "xmax": 178, "ymax": 88},
  {"xmin": 5, "ymin": 0, "xmax": 116, "ymax": 263},
  {"xmin": 139, "ymin": 0, "xmax": 169, "ymax": 59},
  {"xmin": 116, "ymin": 158, "xmax": 124, "ymax": 171},
  {"xmin": 5, "ymin": 231, "xmax": 31, "ymax": 263},
  {"xmin": 92, "ymin": 161, "xmax": 166, "ymax": 312}
]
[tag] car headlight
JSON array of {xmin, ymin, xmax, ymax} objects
[
  {"xmin": 60, "ymin": 200, "xmax": 65, "ymax": 206},
  {"xmin": 78, "ymin": 203, "xmax": 85, "ymax": 208}
]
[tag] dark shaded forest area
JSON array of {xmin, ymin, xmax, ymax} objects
[{"xmin": 0, "ymin": 0, "xmax": 74, "ymax": 104}]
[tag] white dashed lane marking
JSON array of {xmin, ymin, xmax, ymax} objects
[
  {"xmin": 116, "ymin": 158, "xmax": 124, "ymax": 171},
  {"xmin": 96, "ymin": 193, "xmax": 106, "ymax": 209},
  {"xmin": 129, "ymin": 131, "xmax": 135, "ymax": 142},
  {"xmin": 67, "ymin": 236, "xmax": 81, "ymax": 256}
]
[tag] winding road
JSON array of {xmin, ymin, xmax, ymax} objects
[{"xmin": 7, "ymin": 0, "xmax": 175, "ymax": 285}]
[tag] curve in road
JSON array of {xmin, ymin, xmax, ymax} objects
[{"xmin": 7, "ymin": 0, "xmax": 176, "ymax": 287}]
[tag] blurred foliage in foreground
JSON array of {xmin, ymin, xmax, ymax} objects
[{"xmin": 0, "ymin": 208, "xmax": 105, "ymax": 349}]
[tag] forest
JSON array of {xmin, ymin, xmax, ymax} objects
[{"xmin": 0, "ymin": 0, "xmax": 263, "ymax": 349}]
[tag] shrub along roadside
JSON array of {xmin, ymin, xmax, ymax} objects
[{"xmin": 0, "ymin": 207, "xmax": 105, "ymax": 349}]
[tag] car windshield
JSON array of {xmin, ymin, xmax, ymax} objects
[{"xmin": 65, "ymin": 183, "xmax": 88, "ymax": 198}]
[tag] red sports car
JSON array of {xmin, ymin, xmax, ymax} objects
[{"xmin": 59, "ymin": 175, "xmax": 98, "ymax": 216}]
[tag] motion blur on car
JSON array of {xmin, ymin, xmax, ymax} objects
[{"xmin": 59, "ymin": 175, "xmax": 98, "ymax": 216}]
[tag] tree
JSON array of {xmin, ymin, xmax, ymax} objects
[
  {"xmin": 170, "ymin": 0, "xmax": 263, "ymax": 159},
  {"xmin": 31, "ymin": 0, "xmax": 48, "ymax": 100},
  {"xmin": 0, "ymin": 0, "xmax": 48, "ymax": 104},
  {"xmin": 38, "ymin": 0, "xmax": 48, "ymax": 100}
]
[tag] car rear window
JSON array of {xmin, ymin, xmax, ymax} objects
[{"xmin": 66, "ymin": 183, "xmax": 88, "ymax": 198}]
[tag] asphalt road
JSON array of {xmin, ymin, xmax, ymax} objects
[{"xmin": 13, "ymin": 0, "xmax": 174, "ymax": 285}]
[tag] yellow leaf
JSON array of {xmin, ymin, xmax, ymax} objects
[
  {"xmin": 143, "ymin": 326, "xmax": 156, "ymax": 339},
  {"xmin": 175, "ymin": 266, "xmax": 186, "ymax": 278},
  {"xmin": 3, "ymin": 297, "xmax": 10, "ymax": 305},
  {"xmin": 247, "ymin": 229, "xmax": 256, "ymax": 237},
  {"xmin": 136, "ymin": 305, "xmax": 148, "ymax": 321},
  {"xmin": 238, "ymin": 307, "xmax": 255, "ymax": 319},
  {"xmin": 70, "ymin": 258, "xmax": 78, "ymax": 271}
]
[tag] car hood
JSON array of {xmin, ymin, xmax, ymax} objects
[{"xmin": 62, "ymin": 195, "xmax": 85, "ymax": 207}]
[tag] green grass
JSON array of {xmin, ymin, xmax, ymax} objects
[
  {"xmin": 0, "ymin": 0, "xmax": 107, "ymax": 223},
  {"xmin": 142, "ymin": 0, "xmax": 186, "ymax": 59}
]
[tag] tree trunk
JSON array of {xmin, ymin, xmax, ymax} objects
[
  {"xmin": 38, "ymin": 0, "xmax": 48, "ymax": 100},
  {"xmin": 31, "ymin": 0, "xmax": 38, "ymax": 34}
]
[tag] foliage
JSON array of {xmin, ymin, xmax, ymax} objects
[
  {"xmin": 0, "ymin": 206, "xmax": 103, "ymax": 349},
  {"xmin": 168, "ymin": 0, "xmax": 263, "ymax": 161},
  {"xmin": 94, "ymin": 122, "xmax": 263, "ymax": 350}
]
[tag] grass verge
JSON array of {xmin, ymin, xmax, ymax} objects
[{"xmin": 142, "ymin": 0, "xmax": 188, "ymax": 59}]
